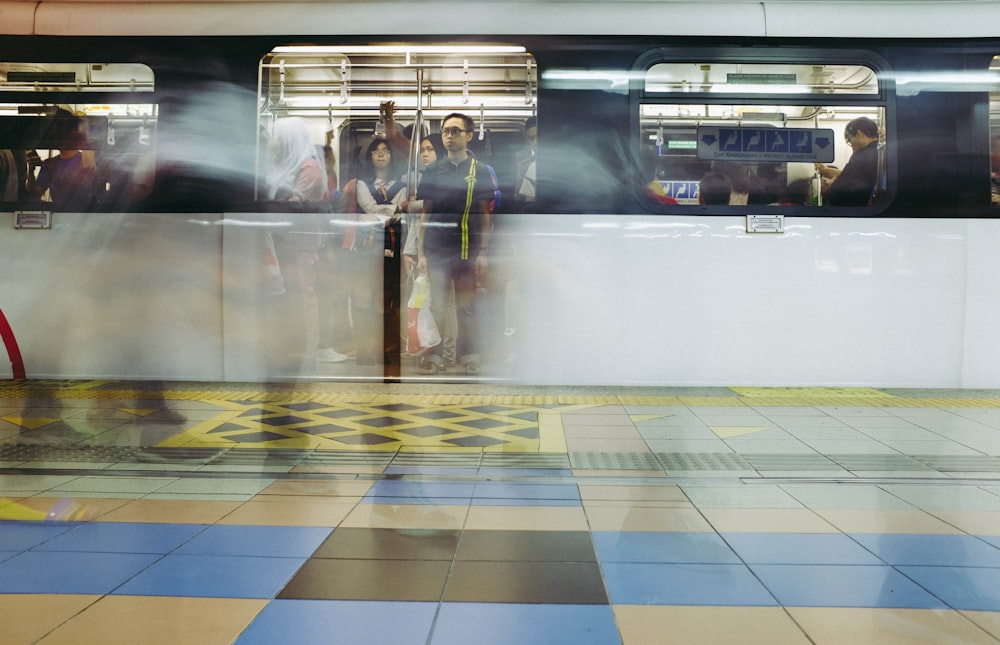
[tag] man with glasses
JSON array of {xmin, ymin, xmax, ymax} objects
[
  {"xmin": 416, "ymin": 113, "xmax": 496, "ymax": 375},
  {"xmin": 815, "ymin": 116, "xmax": 881, "ymax": 206}
]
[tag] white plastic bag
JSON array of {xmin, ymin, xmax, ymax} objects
[{"xmin": 406, "ymin": 274, "xmax": 440, "ymax": 355}]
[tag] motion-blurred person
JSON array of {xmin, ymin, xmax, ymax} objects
[
  {"xmin": 266, "ymin": 117, "xmax": 328, "ymax": 371},
  {"xmin": 815, "ymin": 116, "xmax": 880, "ymax": 206}
]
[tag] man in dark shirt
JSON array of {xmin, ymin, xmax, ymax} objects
[
  {"xmin": 816, "ymin": 116, "xmax": 880, "ymax": 206},
  {"xmin": 416, "ymin": 113, "xmax": 495, "ymax": 375}
]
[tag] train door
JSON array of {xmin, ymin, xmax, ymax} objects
[{"xmin": 236, "ymin": 44, "xmax": 536, "ymax": 381}]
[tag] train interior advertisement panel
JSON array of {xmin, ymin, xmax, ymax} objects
[{"xmin": 0, "ymin": 30, "xmax": 999, "ymax": 386}]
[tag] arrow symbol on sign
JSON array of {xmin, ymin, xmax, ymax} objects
[
  {"xmin": 815, "ymin": 137, "xmax": 830, "ymax": 149},
  {"xmin": 701, "ymin": 134, "xmax": 717, "ymax": 146}
]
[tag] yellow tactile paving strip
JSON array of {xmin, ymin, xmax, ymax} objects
[
  {"xmin": 155, "ymin": 399, "xmax": 575, "ymax": 453},
  {"xmin": 3, "ymin": 382, "xmax": 1000, "ymax": 454}
]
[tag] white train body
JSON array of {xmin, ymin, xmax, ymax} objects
[{"xmin": 1, "ymin": 1, "xmax": 999, "ymax": 387}]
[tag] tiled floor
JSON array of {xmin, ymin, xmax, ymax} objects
[{"xmin": 1, "ymin": 382, "xmax": 1000, "ymax": 644}]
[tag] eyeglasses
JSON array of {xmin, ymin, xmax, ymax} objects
[
  {"xmin": 441, "ymin": 127, "xmax": 468, "ymax": 137},
  {"xmin": 844, "ymin": 131, "xmax": 856, "ymax": 142},
  {"xmin": 371, "ymin": 148, "xmax": 390, "ymax": 156}
]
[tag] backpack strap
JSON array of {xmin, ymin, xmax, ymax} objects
[{"xmin": 461, "ymin": 158, "xmax": 477, "ymax": 260}]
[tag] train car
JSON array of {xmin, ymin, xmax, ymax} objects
[{"xmin": 1, "ymin": 0, "xmax": 1000, "ymax": 387}]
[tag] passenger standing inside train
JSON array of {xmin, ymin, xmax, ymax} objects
[
  {"xmin": 815, "ymin": 116, "xmax": 880, "ymax": 206},
  {"xmin": 354, "ymin": 138, "xmax": 408, "ymax": 364},
  {"xmin": 401, "ymin": 133, "xmax": 459, "ymax": 365},
  {"xmin": 698, "ymin": 171, "xmax": 732, "ymax": 205},
  {"xmin": 416, "ymin": 113, "xmax": 496, "ymax": 375},
  {"xmin": 33, "ymin": 111, "xmax": 98, "ymax": 210},
  {"xmin": 515, "ymin": 116, "xmax": 537, "ymax": 212},
  {"xmin": 266, "ymin": 117, "xmax": 328, "ymax": 370}
]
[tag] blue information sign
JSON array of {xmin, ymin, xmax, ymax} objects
[{"xmin": 696, "ymin": 126, "xmax": 835, "ymax": 163}]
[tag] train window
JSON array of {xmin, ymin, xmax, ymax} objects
[
  {"xmin": 0, "ymin": 62, "xmax": 156, "ymax": 209},
  {"xmin": 256, "ymin": 45, "xmax": 537, "ymax": 206},
  {"xmin": 990, "ymin": 56, "xmax": 1000, "ymax": 206},
  {"xmin": 637, "ymin": 59, "xmax": 886, "ymax": 209}
]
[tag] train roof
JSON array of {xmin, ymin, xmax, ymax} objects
[{"xmin": 2, "ymin": 0, "xmax": 1000, "ymax": 39}]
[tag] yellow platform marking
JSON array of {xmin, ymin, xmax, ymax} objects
[
  {"xmin": 1, "ymin": 416, "xmax": 60, "ymax": 430},
  {"xmin": 732, "ymin": 387, "xmax": 892, "ymax": 399},
  {"xmin": 538, "ymin": 412, "xmax": 567, "ymax": 453},
  {"xmin": 119, "ymin": 408, "xmax": 157, "ymax": 417},
  {"xmin": 710, "ymin": 426, "xmax": 774, "ymax": 439},
  {"xmin": 156, "ymin": 399, "xmax": 572, "ymax": 453},
  {"xmin": 630, "ymin": 414, "xmax": 672, "ymax": 423}
]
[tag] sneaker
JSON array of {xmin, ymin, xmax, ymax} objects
[
  {"xmin": 317, "ymin": 348, "xmax": 349, "ymax": 363},
  {"xmin": 465, "ymin": 361, "xmax": 480, "ymax": 375},
  {"xmin": 419, "ymin": 360, "xmax": 441, "ymax": 375}
]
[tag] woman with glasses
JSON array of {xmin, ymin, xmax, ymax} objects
[{"xmin": 814, "ymin": 116, "xmax": 881, "ymax": 206}]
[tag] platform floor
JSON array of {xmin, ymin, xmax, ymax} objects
[{"xmin": 1, "ymin": 381, "xmax": 1000, "ymax": 644}]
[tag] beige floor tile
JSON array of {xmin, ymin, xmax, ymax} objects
[
  {"xmin": 929, "ymin": 510, "xmax": 1000, "ymax": 535},
  {"xmin": 700, "ymin": 508, "xmax": 837, "ymax": 533},
  {"xmin": 813, "ymin": 508, "xmax": 965, "ymax": 534},
  {"xmin": 464, "ymin": 505, "xmax": 589, "ymax": 531},
  {"xmin": 572, "ymin": 469, "xmax": 667, "ymax": 478},
  {"xmin": 290, "ymin": 465, "xmax": 387, "ymax": 474},
  {"xmin": 614, "ymin": 605, "xmax": 811, "ymax": 645},
  {"xmin": 98, "ymin": 499, "xmax": 242, "ymax": 524},
  {"xmin": 0, "ymin": 595, "xmax": 98, "ymax": 645},
  {"xmin": 578, "ymin": 483, "xmax": 688, "ymax": 502},
  {"xmin": 219, "ymin": 499, "xmax": 356, "ymax": 526},
  {"xmin": 566, "ymin": 438, "xmax": 652, "ymax": 452},
  {"xmin": 583, "ymin": 499, "xmax": 693, "ymax": 510},
  {"xmin": 256, "ymin": 480, "xmax": 374, "ymax": 498},
  {"xmin": 787, "ymin": 607, "xmax": 999, "ymax": 645},
  {"xmin": 339, "ymin": 503, "xmax": 469, "ymax": 529},
  {"xmin": 961, "ymin": 611, "xmax": 1000, "ymax": 639},
  {"xmin": 563, "ymin": 426, "xmax": 644, "ymax": 439},
  {"xmin": 584, "ymin": 505, "xmax": 714, "ymax": 532},
  {"xmin": 36, "ymin": 596, "xmax": 266, "ymax": 645}
]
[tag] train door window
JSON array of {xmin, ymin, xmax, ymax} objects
[
  {"xmin": 256, "ymin": 45, "xmax": 537, "ymax": 206},
  {"xmin": 990, "ymin": 55, "xmax": 1000, "ymax": 206},
  {"xmin": 0, "ymin": 62, "xmax": 156, "ymax": 210},
  {"xmin": 635, "ymin": 57, "xmax": 886, "ymax": 209}
]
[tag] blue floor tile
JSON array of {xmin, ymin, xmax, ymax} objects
[
  {"xmin": 476, "ymin": 468, "xmax": 573, "ymax": 477},
  {"xmin": 593, "ymin": 531, "xmax": 741, "ymax": 564},
  {"xmin": 32, "ymin": 522, "xmax": 206, "ymax": 554},
  {"xmin": 360, "ymin": 496, "xmax": 472, "ymax": 506},
  {"xmin": 898, "ymin": 566, "xmax": 1000, "ymax": 611},
  {"xmin": 236, "ymin": 600, "xmax": 437, "ymax": 645},
  {"xmin": 0, "ymin": 551, "xmax": 160, "ymax": 594},
  {"xmin": 0, "ymin": 521, "xmax": 78, "ymax": 550},
  {"xmin": 850, "ymin": 534, "xmax": 1000, "ymax": 567},
  {"xmin": 750, "ymin": 564, "xmax": 948, "ymax": 609},
  {"xmin": 172, "ymin": 525, "xmax": 332, "ymax": 558},
  {"xmin": 472, "ymin": 482, "xmax": 580, "ymax": 502},
  {"xmin": 112, "ymin": 554, "xmax": 305, "ymax": 598},
  {"xmin": 431, "ymin": 603, "xmax": 622, "ymax": 645},
  {"xmin": 601, "ymin": 562, "xmax": 776, "ymax": 606},
  {"xmin": 723, "ymin": 533, "xmax": 883, "ymax": 565},
  {"xmin": 382, "ymin": 467, "xmax": 480, "ymax": 476},
  {"xmin": 365, "ymin": 481, "xmax": 476, "ymax": 499}
]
